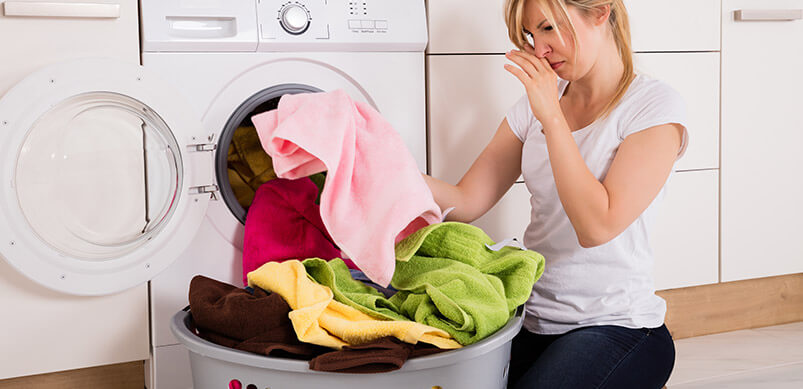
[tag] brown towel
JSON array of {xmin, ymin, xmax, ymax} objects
[
  {"xmin": 188, "ymin": 275, "xmax": 446, "ymax": 370},
  {"xmin": 309, "ymin": 337, "xmax": 447, "ymax": 373},
  {"xmin": 188, "ymin": 275, "xmax": 325, "ymax": 359}
]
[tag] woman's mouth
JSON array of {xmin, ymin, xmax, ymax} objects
[{"xmin": 550, "ymin": 61, "xmax": 565, "ymax": 70}]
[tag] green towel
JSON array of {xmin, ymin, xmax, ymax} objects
[
  {"xmin": 391, "ymin": 222, "xmax": 545, "ymax": 345},
  {"xmin": 302, "ymin": 258, "xmax": 408, "ymax": 322}
]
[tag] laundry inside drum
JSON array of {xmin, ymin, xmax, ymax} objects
[{"xmin": 221, "ymin": 93, "xmax": 324, "ymax": 225}]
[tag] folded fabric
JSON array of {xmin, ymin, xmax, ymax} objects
[
  {"xmin": 308, "ymin": 336, "xmax": 445, "ymax": 373},
  {"xmin": 391, "ymin": 222, "xmax": 546, "ymax": 345},
  {"xmin": 251, "ymin": 90, "xmax": 442, "ymax": 287},
  {"xmin": 303, "ymin": 258, "xmax": 407, "ymax": 321},
  {"xmin": 242, "ymin": 177, "xmax": 355, "ymax": 285},
  {"xmin": 247, "ymin": 260, "xmax": 462, "ymax": 350},
  {"xmin": 188, "ymin": 275, "xmax": 324, "ymax": 358}
]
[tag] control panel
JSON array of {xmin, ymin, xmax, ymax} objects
[{"xmin": 141, "ymin": 0, "xmax": 427, "ymax": 52}]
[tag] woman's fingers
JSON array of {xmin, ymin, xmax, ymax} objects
[
  {"xmin": 505, "ymin": 50, "xmax": 538, "ymax": 78},
  {"xmin": 503, "ymin": 63, "xmax": 531, "ymax": 85}
]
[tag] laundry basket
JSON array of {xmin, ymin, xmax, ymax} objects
[{"xmin": 170, "ymin": 306, "xmax": 524, "ymax": 389}]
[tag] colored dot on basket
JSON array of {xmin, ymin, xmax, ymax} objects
[
  {"xmin": 246, "ymin": 385, "xmax": 257, "ymax": 389},
  {"xmin": 228, "ymin": 379, "xmax": 242, "ymax": 389}
]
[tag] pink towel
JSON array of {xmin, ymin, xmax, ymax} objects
[
  {"xmin": 251, "ymin": 90, "xmax": 442, "ymax": 287},
  {"xmin": 242, "ymin": 177, "xmax": 355, "ymax": 286}
]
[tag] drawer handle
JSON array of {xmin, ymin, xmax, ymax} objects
[
  {"xmin": 3, "ymin": 1, "xmax": 120, "ymax": 19},
  {"xmin": 735, "ymin": 9, "xmax": 802, "ymax": 21}
]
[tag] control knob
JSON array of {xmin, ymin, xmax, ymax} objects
[{"xmin": 279, "ymin": 3, "xmax": 311, "ymax": 35}]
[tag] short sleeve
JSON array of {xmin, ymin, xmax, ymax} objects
[
  {"xmin": 505, "ymin": 94, "xmax": 535, "ymax": 142},
  {"xmin": 619, "ymin": 79, "xmax": 689, "ymax": 159}
]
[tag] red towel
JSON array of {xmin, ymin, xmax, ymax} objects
[{"xmin": 242, "ymin": 177, "xmax": 355, "ymax": 285}]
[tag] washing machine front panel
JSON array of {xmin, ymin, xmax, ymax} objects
[
  {"xmin": 0, "ymin": 58, "xmax": 213, "ymax": 296},
  {"xmin": 144, "ymin": 54, "xmax": 380, "ymax": 251}
]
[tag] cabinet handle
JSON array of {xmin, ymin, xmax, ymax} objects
[
  {"xmin": 3, "ymin": 1, "xmax": 120, "ymax": 19},
  {"xmin": 734, "ymin": 9, "xmax": 802, "ymax": 21}
]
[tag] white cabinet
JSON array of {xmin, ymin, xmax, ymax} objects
[
  {"xmin": 426, "ymin": 0, "xmax": 512, "ymax": 54},
  {"xmin": 652, "ymin": 170, "xmax": 719, "ymax": 290},
  {"xmin": 426, "ymin": 1, "xmax": 723, "ymax": 290},
  {"xmin": 428, "ymin": 55, "xmax": 522, "ymax": 184},
  {"xmin": 0, "ymin": 0, "xmax": 150, "ymax": 379},
  {"xmin": 0, "ymin": 0, "xmax": 140, "ymax": 96},
  {"xmin": 720, "ymin": 0, "xmax": 803, "ymax": 282},
  {"xmin": 427, "ymin": 0, "xmax": 720, "ymax": 54}
]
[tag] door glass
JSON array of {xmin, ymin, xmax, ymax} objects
[{"xmin": 15, "ymin": 92, "xmax": 182, "ymax": 260}]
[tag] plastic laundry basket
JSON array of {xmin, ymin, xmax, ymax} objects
[{"xmin": 170, "ymin": 306, "xmax": 524, "ymax": 389}]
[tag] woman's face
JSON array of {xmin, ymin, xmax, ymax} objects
[{"xmin": 522, "ymin": 2, "xmax": 608, "ymax": 81}]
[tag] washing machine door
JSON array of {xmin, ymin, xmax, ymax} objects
[{"xmin": 0, "ymin": 58, "xmax": 214, "ymax": 296}]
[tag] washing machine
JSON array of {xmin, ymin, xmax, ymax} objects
[
  {"xmin": 0, "ymin": 0, "xmax": 427, "ymax": 386},
  {"xmin": 138, "ymin": 1, "xmax": 428, "ymax": 388}
]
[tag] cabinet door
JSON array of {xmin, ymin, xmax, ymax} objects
[
  {"xmin": 428, "ymin": 55, "xmax": 523, "ymax": 184},
  {"xmin": 426, "ymin": 0, "xmax": 511, "ymax": 54},
  {"xmin": 472, "ymin": 183, "xmax": 531, "ymax": 242},
  {"xmin": 652, "ymin": 170, "xmax": 719, "ymax": 290},
  {"xmin": 721, "ymin": 0, "xmax": 803, "ymax": 281},
  {"xmin": 634, "ymin": 52, "xmax": 720, "ymax": 171}
]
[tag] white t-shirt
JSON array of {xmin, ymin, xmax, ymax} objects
[{"xmin": 505, "ymin": 73, "xmax": 689, "ymax": 334}]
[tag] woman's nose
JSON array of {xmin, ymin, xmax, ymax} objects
[{"xmin": 531, "ymin": 41, "xmax": 551, "ymax": 58}]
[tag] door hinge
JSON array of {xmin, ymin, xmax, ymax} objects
[{"xmin": 190, "ymin": 184, "xmax": 219, "ymax": 195}]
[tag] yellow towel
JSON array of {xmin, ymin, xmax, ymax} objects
[{"xmin": 247, "ymin": 260, "xmax": 462, "ymax": 350}]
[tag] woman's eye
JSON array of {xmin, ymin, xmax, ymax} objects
[{"xmin": 543, "ymin": 25, "xmax": 553, "ymax": 31}]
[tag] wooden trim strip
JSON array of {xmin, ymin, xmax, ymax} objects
[
  {"xmin": 659, "ymin": 272, "xmax": 803, "ymax": 339},
  {"xmin": 0, "ymin": 361, "xmax": 144, "ymax": 389}
]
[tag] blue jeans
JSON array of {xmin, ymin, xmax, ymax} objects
[{"xmin": 508, "ymin": 324, "xmax": 675, "ymax": 389}]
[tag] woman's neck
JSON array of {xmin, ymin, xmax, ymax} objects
[{"xmin": 564, "ymin": 37, "xmax": 626, "ymax": 106}]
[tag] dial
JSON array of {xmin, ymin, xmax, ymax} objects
[{"xmin": 279, "ymin": 3, "xmax": 310, "ymax": 35}]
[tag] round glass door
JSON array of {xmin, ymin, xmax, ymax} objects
[
  {"xmin": 0, "ymin": 57, "xmax": 211, "ymax": 296},
  {"xmin": 16, "ymin": 92, "xmax": 182, "ymax": 260}
]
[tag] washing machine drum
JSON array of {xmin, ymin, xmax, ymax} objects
[{"xmin": 215, "ymin": 84, "xmax": 326, "ymax": 225}]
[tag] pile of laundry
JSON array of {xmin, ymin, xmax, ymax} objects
[{"xmin": 187, "ymin": 90, "xmax": 546, "ymax": 373}]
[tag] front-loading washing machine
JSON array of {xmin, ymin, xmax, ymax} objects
[
  {"xmin": 0, "ymin": 0, "xmax": 427, "ymax": 387},
  {"xmin": 139, "ymin": 1, "xmax": 428, "ymax": 387}
]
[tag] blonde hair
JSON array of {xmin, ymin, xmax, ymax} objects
[{"xmin": 505, "ymin": 0, "xmax": 634, "ymax": 120}]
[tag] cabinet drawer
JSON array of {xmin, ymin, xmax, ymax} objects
[
  {"xmin": 471, "ymin": 183, "xmax": 531, "ymax": 242},
  {"xmin": 634, "ymin": 52, "xmax": 720, "ymax": 170},
  {"xmin": 652, "ymin": 170, "xmax": 719, "ymax": 290},
  {"xmin": 428, "ymin": 55, "xmax": 522, "ymax": 183},
  {"xmin": 625, "ymin": 0, "xmax": 720, "ymax": 52},
  {"xmin": 0, "ymin": 0, "xmax": 139, "ymax": 96},
  {"xmin": 427, "ymin": 0, "xmax": 720, "ymax": 54}
]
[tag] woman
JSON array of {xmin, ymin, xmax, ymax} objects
[{"xmin": 422, "ymin": 0, "xmax": 686, "ymax": 387}]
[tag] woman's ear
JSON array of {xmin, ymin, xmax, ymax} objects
[{"xmin": 591, "ymin": 4, "xmax": 611, "ymax": 26}]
